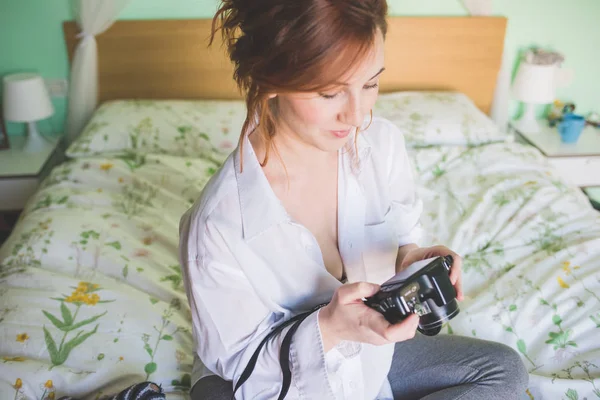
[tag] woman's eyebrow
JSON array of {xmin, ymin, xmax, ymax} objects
[
  {"xmin": 368, "ymin": 67, "xmax": 386, "ymax": 81},
  {"xmin": 336, "ymin": 67, "xmax": 386, "ymax": 88}
]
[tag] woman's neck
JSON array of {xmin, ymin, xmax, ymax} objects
[{"xmin": 249, "ymin": 122, "xmax": 336, "ymax": 177}]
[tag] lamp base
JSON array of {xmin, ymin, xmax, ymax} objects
[
  {"xmin": 512, "ymin": 103, "xmax": 541, "ymax": 134},
  {"xmin": 23, "ymin": 121, "xmax": 52, "ymax": 153}
]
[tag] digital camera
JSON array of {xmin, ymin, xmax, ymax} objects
[{"xmin": 363, "ymin": 255, "xmax": 459, "ymax": 336}]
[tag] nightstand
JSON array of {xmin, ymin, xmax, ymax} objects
[
  {"xmin": 0, "ymin": 135, "xmax": 64, "ymax": 245},
  {"xmin": 511, "ymin": 120, "xmax": 600, "ymax": 187}
]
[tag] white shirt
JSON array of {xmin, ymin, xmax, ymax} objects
[{"xmin": 179, "ymin": 117, "xmax": 423, "ymax": 399}]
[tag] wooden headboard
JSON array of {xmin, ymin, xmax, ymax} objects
[{"xmin": 63, "ymin": 17, "xmax": 507, "ymax": 114}]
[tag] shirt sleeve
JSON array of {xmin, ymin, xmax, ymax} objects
[
  {"xmin": 180, "ymin": 214, "xmax": 337, "ymax": 399},
  {"xmin": 385, "ymin": 122, "xmax": 424, "ymax": 247}
]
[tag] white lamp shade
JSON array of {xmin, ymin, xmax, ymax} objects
[
  {"xmin": 511, "ymin": 62, "xmax": 557, "ymax": 104},
  {"xmin": 3, "ymin": 73, "xmax": 54, "ymax": 122}
]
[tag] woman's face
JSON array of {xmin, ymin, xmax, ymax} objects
[{"xmin": 273, "ymin": 29, "xmax": 385, "ymax": 153}]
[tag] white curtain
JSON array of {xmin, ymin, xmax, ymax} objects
[{"xmin": 65, "ymin": 0, "xmax": 131, "ymax": 143}]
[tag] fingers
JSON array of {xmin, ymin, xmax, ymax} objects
[
  {"xmin": 363, "ymin": 310, "xmax": 419, "ymax": 345},
  {"xmin": 448, "ymin": 253, "xmax": 464, "ymax": 301},
  {"xmin": 337, "ymin": 282, "xmax": 380, "ymax": 304},
  {"xmin": 384, "ymin": 313, "xmax": 419, "ymax": 342}
]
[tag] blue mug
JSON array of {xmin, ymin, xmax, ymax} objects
[{"xmin": 558, "ymin": 113, "xmax": 586, "ymax": 143}]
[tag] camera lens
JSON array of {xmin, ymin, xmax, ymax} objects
[
  {"xmin": 418, "ymin": 326, "xmax": 442, "ymax": 336},
  {"xmin": 417, "ymin": 298, "xmax": 460, "ymax": 335}
]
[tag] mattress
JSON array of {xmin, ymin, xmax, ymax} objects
[{"xmin": 1, "ymin": 97, "xmax": 598, "ymax": 400}]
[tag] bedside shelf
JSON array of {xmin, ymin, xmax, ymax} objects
[
  {"xmin": 512, "ymin": 121, "xmax": 600, "ymax": 188},
  {"xmin": 0, "ymin": 135, "xmax": 60, "ymax": 177},
  {"xmin": 0, "ymin": 134, "xmax": 64, "ymax": 211},
  {"xmin": 517, "ymin": 123, "xmax": 600, "ymax": 158}
]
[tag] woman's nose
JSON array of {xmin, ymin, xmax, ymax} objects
[{"xmin": 341, "ymin": 96, "xmax": 364, "ymax": 128}]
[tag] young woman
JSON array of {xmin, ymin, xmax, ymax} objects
[{"xmin": 179, "ymin": 1, "xmax": 529, "ymax": 399}]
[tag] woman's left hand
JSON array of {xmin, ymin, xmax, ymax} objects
[{"xmin": 400, "ymin": 245, "xmax": 464, "ymax": 301}]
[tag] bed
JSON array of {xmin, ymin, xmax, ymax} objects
[{"xmin": 0, "ymin": 16, "xmax": 598, "ymax": 400}]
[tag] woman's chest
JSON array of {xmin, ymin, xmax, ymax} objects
[{"xmin": 244, "ymin": 178, "xmax": 399, "ymax": 311}]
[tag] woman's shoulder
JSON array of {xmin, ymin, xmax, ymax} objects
[{"xmin": 179, "ymin": 154, "xmax": 243, "ymax": 241}]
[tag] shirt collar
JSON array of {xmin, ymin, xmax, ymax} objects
[{"xmin": 234, "ymin": 123, "xmax": 372, "ymax": 240}]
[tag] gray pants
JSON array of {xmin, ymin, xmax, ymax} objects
[{"xmin": 191, "ymin": 333, "xmax": 529, "ymax": 400}]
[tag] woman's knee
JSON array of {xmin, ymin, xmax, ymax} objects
[
  {"xmin": 486, "ymin": 341, "xmax": 529, "ymax": 391},
  {"xmin": 190, "ymin": 375, "xmax": 233, "ymax": 400}
]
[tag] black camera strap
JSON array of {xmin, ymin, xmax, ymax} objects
[{"xmin": 231, "ymin": 303, "xmax": 328, "ymax": 400}]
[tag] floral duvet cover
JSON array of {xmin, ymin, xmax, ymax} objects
[{"xmin": 1, "ymin": 137, "xmax": 599, "ymax": 400}]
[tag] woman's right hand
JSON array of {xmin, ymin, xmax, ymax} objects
[{"xmin": 318, "ymin": 282, "xmax": 419, "ymax": 352}]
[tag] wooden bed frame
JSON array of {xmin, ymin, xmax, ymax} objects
[{"xmin": 63, "ymin": 17, "xmax": 507, "ymax": 114}]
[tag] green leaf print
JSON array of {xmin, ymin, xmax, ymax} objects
[
  {"xmin": 172, "ymin": 374, "xmax": 192, "ymax": 389},
  {"xmin": 43, "ymin": 326, "xmax": 60, "ymax": 364},
  {"xmin": 553, "ymin": 314, "xmax": 563, "ymax": 325},
  {"xmin": 64, "ymin": 311, "xmax": 107, "ymax": 332},
  {"xmin": 145, "ymin": 362, "xmax": 157, "ymax": 375},
  {"xmin": 160, "ymin": 265, "xmax": 183, "ymax": 291},
  {"xmin": 42, "ymin": 282, "xmax": 111, "ymax": 368},
  {"xmin": 509, "ymin": 305, "xmax": 517, "ymax": 312},
  {"xmin": 545, "ymin": 330, "xmax": 578, "ymax": 350},
  {"xmin": 141, "ymin": 298, "xmax": 183, "ymax": 379},
  {"xmin": 516, "ymin": 339, "xmax": 527, "ymax": 355},
  {"xmin": 62, "ymin": 324, "xmax": 99, "ymax": 359},
  {"xmin": 106, "ymin": 241, "xmax": 122, "ymax": 250},
  {"xmin": 565, "ymin": 388, "xmax": 578, "ymax": 400},
  {"xmin": 590, "ymin": 313, "xmax": 600, "ymax": 328},
  {"xmin": 43, "ymin": 311, "xmax": 67, "ymax": 330}
]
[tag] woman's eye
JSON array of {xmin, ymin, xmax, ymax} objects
[
  {"xmin": 320, "ymin": 92, "xmax": 340, "ymax": 100},
  {"xmin": 364, "ymin": 82, "xmax": 379, "ymax": 90}
]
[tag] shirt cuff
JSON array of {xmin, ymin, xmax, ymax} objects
[{"xmin": 289, "ymin": 309, "xmax": 334, "ymax": 398}]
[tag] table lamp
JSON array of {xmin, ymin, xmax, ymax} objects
[
  {"xmin": 511, "ymin": 61, "xmax": 557, "ymax": 134},
  {"xmin": 2, "ymin": 73, "xmax": 55, "ymax": 153}
]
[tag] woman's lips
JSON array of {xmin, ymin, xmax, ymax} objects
[{"xmin": 330, "ymin": 129, "xmax": 352, "ymax": 138}]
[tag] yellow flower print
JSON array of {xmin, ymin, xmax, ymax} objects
[
  {"xmin": 48, "ymin": 393, "xmax": 56, "ymax": 400},
  {"xmin": 44, "ymin": 380, "xmax": 54, "ymax": 389},
  {"xmin": 64, "ymin": 282, "xmax": 101, "ymax": 306},
  {"xmin": 76, "ymin": 282, "xmax": 88, "ymax": 292},
  {"xmin": 16, "ymin": 333, "xmax": 29, "ymax": 343},
  {"xmin": 119, "ymin": 356, "xmax": 124, "ymax": 361},
  {"xmin": 562, "ymin": 261, "xmax": 572, "ymax": 275},
  {"xmin": 13, "ymin": 378, "xmax": 22, "ymax": 389},
  {"xmin": 100, "ymin": 162, "xmax": 114, "ymax": 171},
  {"xmin": 557, "ymin": 277, "xmax": 570, "ymax": 289}
]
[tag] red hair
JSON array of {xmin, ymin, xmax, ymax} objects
[{"xmin": 210, "ymin": 0, "xmax": 388, "ymax": 170}]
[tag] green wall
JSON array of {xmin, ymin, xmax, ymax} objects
[{"xmin": 1, "ymin": 0, "xmax": 599, "ymax": 136}]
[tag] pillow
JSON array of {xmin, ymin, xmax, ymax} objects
[
  {"xmin": 66, "ymin": 99, "xmax": 248, "ymax": 158},
  {"xmin": 373, "ymin": 91, "xmax": 508, "ymax": 147}
]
